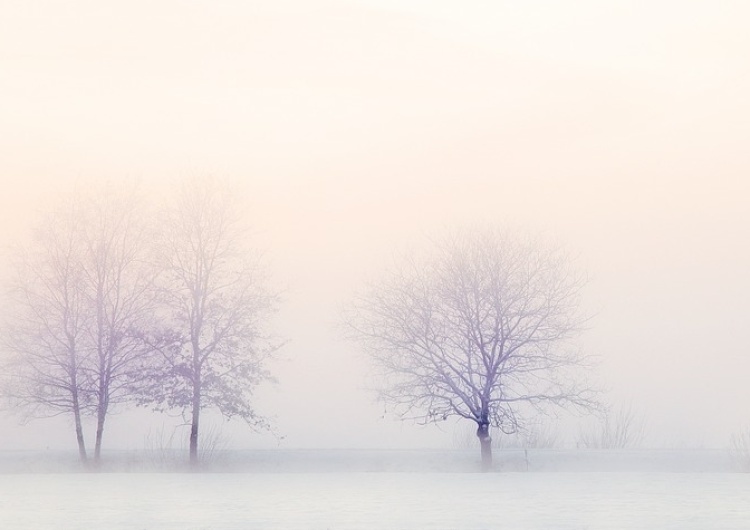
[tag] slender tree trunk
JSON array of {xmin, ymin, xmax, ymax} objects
[
  {"xmin": 94, "ymin": 399, "xmax": 107, "ymax": 463},
  {"xmin": 71, "ymin": 388, "xmax": 87, "ymax": 463},
  {"xmin": 94, "ymin": 422, "xmax": 103, "ymax": 462},
  {"xmin": 477, "ymin": 420, "xmax": 492, "ymax": 471},
  {"xmin": 69, "ymin": 348, "xmax": 87, "ymax": 463},
  {"xmin": 189, "ymin": 376, "xmax": 201, "ymax": 467},
  {"xmin": 94, "ymin": 286, "xmax": 106, "ymax": 465}
]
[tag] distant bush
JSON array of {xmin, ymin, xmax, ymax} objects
[
  {"xmin": 729, "ymin": 428, "xmax": 750, "ymax": 472},
  {"xmin": 576, "ymin": 403, "xmax": 646, "ymax": 449},
  {"xmin": 142, "ymin": 423, "xmax": 230, "ymax": 470}
]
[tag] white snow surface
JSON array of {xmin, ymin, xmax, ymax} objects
[
  {"xmin": 0, "ymin": 471, "xmax": 749, "ymax": 529},
  {"xmin": 0, "ymin": 450, "xmax": 748, "ymax": 529}
]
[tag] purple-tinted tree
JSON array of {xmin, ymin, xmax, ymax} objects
[
  {"xmin": 3, "ymin": 204, "xmax": 91, "ymax": 461},
  {"xmin": 78, "ymin": 188, "xmax": 154, "ymax": 462},
  {"xmin": 2, "ymin": 186, "xmax": 153, "ymax": 464},
  {"xmin": 137, "ymin": 180, "xmax": 278, "ymax": 466},
  {"xmin": 347, "ymin": 228, "xmax": 596, "ymax": 470}
]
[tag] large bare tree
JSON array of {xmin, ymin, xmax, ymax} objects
[
  {"xmin": 3, "ymin": 204, "xmax": 91, "ymax": 461},
  {"xmin": 347, "ymin": 228, "xmax": 596, "ymax": 469},
  {"xmin": 137, "ymin": 179, "xmax": 278, "ymax": 466},
  {"xmin": 2, "ymin": 187, "xmax": 153, "ymax": 464},
  {"xmin": 78, "ymin": 188, "xmax": 154, "ymax": 462}
]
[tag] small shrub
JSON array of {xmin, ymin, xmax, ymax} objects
[
  {"xmin": 577, "ymin": 403, "xmax": 646, "ymax": 449},
  {"xmin": 729, "ymin": 428, "xmax": 750, "ymax": 472}
]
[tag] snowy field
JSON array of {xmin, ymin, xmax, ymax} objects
[
  {"xmin": 0, "ymin": 450, "xmax": 748, "ymax": 529},
  {"xmin": 1, "ymin": 471, "xmax": 749, "ymax": 529}
]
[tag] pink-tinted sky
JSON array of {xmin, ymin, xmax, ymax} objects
[{"xmin": 1, "ymin": 0, "xmax": 749, "ymax": 450}]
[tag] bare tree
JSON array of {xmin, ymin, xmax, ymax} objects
[
  {"xmin": 347, "ymin": 228, "xmax": 596, "ymax": 470},
  {"xmin": 2, "ymin": 203, "xmax": 92, "ymax": 461},
  {"xmin": 137, "ymin": 179, "xmax": 278, "ymax": 466},
  {"xmin": 2, "ymin": 187, "xmax": 154, "ymax": 464},
  {"xmin": 78, "ymin": 187, "xmax": 154, "ymax": 462}
]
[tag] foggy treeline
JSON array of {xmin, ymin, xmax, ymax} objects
[
  {"xmin": 0, "ymin": 178, "xmax": 608, "ymax": 470},
  {"xmin": 1, "ymin": 179, "xmax": 279, "ymax": 466},
  {"xmin": 1, "ymin": 178, "xmax": 746, "ymax": 472}
]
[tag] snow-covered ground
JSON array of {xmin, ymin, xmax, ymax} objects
[
  {"xmin": 0, "ymin": 450, "xmax": 748, "ymax": 529},
  {"xmin": 0, "ymin": 471, "xmax": 748, "ymax": 529}
]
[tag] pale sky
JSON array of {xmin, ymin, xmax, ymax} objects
[{"xmin": 1, "ymin": 0, "xmax": 749, "ymax": 450}]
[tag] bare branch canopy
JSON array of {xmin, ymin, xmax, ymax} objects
[{"xmin": 346, "ymin": 227, "xmax": 598, "ymax": 468}]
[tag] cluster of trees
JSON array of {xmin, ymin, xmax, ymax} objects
[
  {"xmin": 1, "ymin": 180, "xmax": 278, "ymax": 466},
  {"xmin": 1, "ymin": 181, "xmax": 594, "ymax": 470}
]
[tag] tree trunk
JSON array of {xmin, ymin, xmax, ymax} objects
[
  {"xmin": 72, "ymin": 390, "xmax": 87, "ymax": 463},
  {"xmin": 94, "ymin": 421, "xmax": 104, "ymax": 463},
  {"xmin": 69, "ymin": 359, "xmax": 87, "ymax": 464},
  {"xmin": 93, "ymin": 401, "xmax": 107, "ymax": 464},
  {"xmin": 189, "ymin": 378, "xmax": 201, "ymax": 467},
  {"xmin": 94, "ymin": 290, "xmax": 106, "ymax": 465},
  {"xmin": 477, "ymin": 421, "xmax": 492, "ymax": 471}
]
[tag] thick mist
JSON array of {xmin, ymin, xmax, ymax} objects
[{"xmin": 1, "ymin": 0, "xmax": 749, "ymax": 457}]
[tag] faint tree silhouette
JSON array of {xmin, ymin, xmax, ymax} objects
[
  {"xmin": 2, "ymin": 185, "xmax": 153, "ymax": 465},
  {"xmin": 576, "ymin": 402, "xmax": 647, "ymax": 449},
  {"xmin": 135, "ymin": 178, "xmax": 280, "ymax": 467}
]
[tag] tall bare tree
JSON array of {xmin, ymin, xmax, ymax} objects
[
  {"xmin": 78, "ymin": 188, "xmax": 154, "ymax": 462},
  {"xmin": 3, "ymin": 202, "xmax": 92, "ymax": 461},
  {"xmin": 137, "ymin": 179, "xmax": 278, "ymax": 466},
  {"xmin": 2, "ymin": 186, "xmax": 154, "ymax": 464},
  {"xmin": 347, "ymin": 228, "xmax": 597, "ymax": 469}
]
